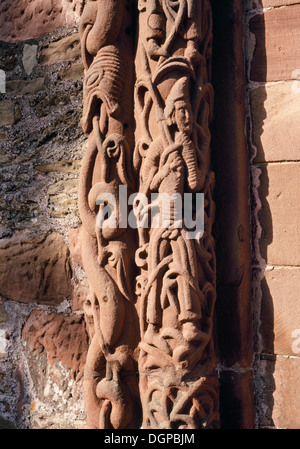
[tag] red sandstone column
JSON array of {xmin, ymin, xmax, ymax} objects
[
  {"xmin": 78, "ymin": 0, "xmax": 141, "ymax": 429},
  {"xmin": 79, "ymin": 0, "xmax": 219, "ymax": 429},
  {"xmin": 134, "ymin": 0, "xmax": 219, "ymax": 429}
]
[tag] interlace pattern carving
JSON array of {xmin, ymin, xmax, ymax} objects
[
  {"xmin": 79, "ymin": 0, "xmax": 219, "ymax": 429},
  {"xmin": 78, "ymin": 0, "xmax": 140, "ymax": 429}
]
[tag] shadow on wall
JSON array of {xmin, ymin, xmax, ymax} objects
[
  {"xmin": 210, "ymin": 0, "xmax": 255, "ymax": 429},
  {"xmin": 210, "ymin": 0, "xmax": 275, "ymax": 428},
  {"xmin": 248, "ymin": 7, "xmax": 275, "ymax": 428}
]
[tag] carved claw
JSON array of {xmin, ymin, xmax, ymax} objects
[{"xmin": 147, "ymin": 39, "xmax": 169, "ymax": 60}]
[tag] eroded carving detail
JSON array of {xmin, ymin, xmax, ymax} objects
[
  {"xmin": 79, "ymin": 0, "xmax": 219, "ymax": 429},
  {"xmin": 134, "ymin": 0, "xmax": 219, "ymax": 429},
  {"xmin": 79, "ymin": 0, "xmax": 140, "ymax": 429}
]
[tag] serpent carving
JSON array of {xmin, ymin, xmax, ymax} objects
[{"xmin": 79, "ymin": 0, "xmax": 219, "ymax": 429}]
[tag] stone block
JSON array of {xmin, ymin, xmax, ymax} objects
[
  {"xmin": 48, "ymin": 179, "xmax": 78, "ymax": 196},
  {"xmin": 58, "ymin": 63, "xmax": 84, "ymax": 82},
  {"xmin": 0, "ymin": 329, "xmax": 8, "ymax": 359},
  {"xmin": 261, "ymin": 267, "xmax": 300, "ymax": 356},
  {"xmin": 0, "ymin": 100, "xmax": 17, "ymax": 126},
  {"xmin": 0, "ymin": 232, "xmax": 72, "ymax": 305},
  {"xmin": 39, "ymin": 34, "xmax": 81, "ymax": 66},
  {"xmin": 71, "ymin": 283, "xmax": 89, "ymax": 313},
  {"xmin": 22, "ymin": 310, "xmax": 88, "ymax": 382},
  {"xmin": 48, "ymin": 194, "xmax": 79, "ymax": 218},
  {"xmin": 251, "ymin": 82, "xmax": 300, "ymax": 163},
  {"xmin": 259, "ymin": 0, "xmax": 299, "ymax": 6},
  {"xmin": 250, "ymin": 5, "xmax": 300, "ymax": 82},
  {"xmin": 68, "ymin": 226, "xmax": 83, "ymax": 268},
  {"xmin": 6, "ymin": 78, "xmax": 45, "ymax": 96},
  {"xmin": 258, "ymin": 162, "xmax": 300, "ymax": 266},
  {"xmin": 21, "ymin": 309, "xmax": 88, "ymax": 427},
  {"xmin": 35, "ymin": 160, "xmax": 82, "ymax": 174},
  {"xmin": 48, "ymin": 179, "xmax": 79, "ymax": 218},
  {"xmin": 22, "ymin": 44, "xmax": 38, "ymax": 75},
  {"xmin": 259, "ymin": 356, "xmax": 300, "ymax": 429}
]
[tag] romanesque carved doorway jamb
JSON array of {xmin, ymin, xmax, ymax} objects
[{"xmin": 77, "ymin": 0, "xmax": 254, "ymax": 430}]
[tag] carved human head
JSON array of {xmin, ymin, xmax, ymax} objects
[{"xmin": 164, "ymin": 77, "xmax": 193, "ymax": 135}]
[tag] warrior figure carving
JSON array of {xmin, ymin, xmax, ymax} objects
[
  {"xmin": 134, "ymin": 0, "xmax": 219, "ymax": 429},
  {"xmin": 79, "ymin": 0, "xmax": 219, "ymax": 429}
]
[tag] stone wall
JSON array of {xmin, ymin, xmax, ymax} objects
[
  {"xmin": 1, "ymin": 0, "xmax": 299, "ymax": 430},
  {"xmin": 246, "ymin": 0, "xmax": 300, "ymax": 429},
  {"xmin": 0, "ymin": 0, "xmax": 89, "ymax": 429}
]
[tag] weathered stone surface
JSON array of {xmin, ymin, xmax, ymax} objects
[
  {"xmin": 0, "ymin": 6, "xmax": 89, "ymax": 430},
  {"xmin": 0, "ymin": 416, "xmax": 16, "ymax": 429},
  {"xmin": 0, "ymin": 329, "xmax": 8, "ymax": 359},
  {"xmin": 0, "ymin": 302, "xmax": 9, "ymax": 324},
  {"xmin": 22, "ymin": 44, "xmax": 38, "ymax": 75},
  {"xmin": 58, "ymin": 63, "xmax": 84, "ymax": 82},
  {"xmin": 0, "ymin": 232, "xmax": 72, "ymax": 304},
  {"xmin": 6, "ymin": 78, "xmax": 45, "ymax": 96},
  {"xmin": 0, "ymin": 100, "xmax": 18, "ymax": 126},
  {"xmin": 258, "ymin": 162, "xmax": 300, "ymax": 265},
  {"xmin": 258, "ymin": 356, "xmax": 300, "ymax": 429},
  {"xmin": 0, "ymin": 227, "xmax": 13, "ymax": 239},
  {"xmin": 39, "ymin": 34, "xmax": 81, "ymax": 66},
  {"xmin": 261, "ymin": 267, "xmax": 300, "ymax": 356},
  {"xmin": 0, "ymin": 44, "xmax": 18, "ymax": 71},
  {"xmin": 30, "ymin": 413, "xmax": 87, "ymax": 430},
  {"xmin": 22, "ymin": 310, "xmax": 88, "ymax": 381},
  {"xmin": 0, "ymin": 149, "xmax": 13, "ymax": 164},
  {"xmin": 21, "ymin": 310, "xmax": 88, "ymax": 429},
  {"xmin": 48, "ymin": 179, "xmax": 78, "ymax": 196},
  {"xmin": 250, "ymin": 5, "xmax": 300, "ymax": 81},
  {"xmin": 71, "ymin": 283, "xmax": 89, "ymax": 313},
  {"xmin": 17, "ymin": 111, "xmax": 82, "ymax": 160},
  {"xmin": 259, "ymin": 0, "xmax": 299, "ymax": 6},
  {"xmin": 0, "ymin": 193, "xmax": 41, "ymax": 231},
  {"xmin": 48, "ymin": 194, "xmax": 79, "ymax": 218},
  {"xmin": 35, "ymin": 90, "xmax": 81, "ymax": 117},
  {"xmin": 79, "ymin": 0, "xmax": 218, "ymax": 430},
  {"xmin": 35, "ymin": 160, "xmax": 82, "ymax": 174},
  {"xmin": 68, "ymin": 226, "xmax": 83, "ymax": 268},
  {"xmin": 48, "ymin": 179, "xmax": 79, "ymax": 218},
  {"xmin": 0, "ymin": 0, "xmax": 83, "ymax": 43},
  {"xmin": 251, "ymin": 82, "xmax": 300, "ymax": 163}
]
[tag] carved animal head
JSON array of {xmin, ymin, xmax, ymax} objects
[{"xmin": 81, "ymin": 45, "xmax": 124, "ymax": 134}]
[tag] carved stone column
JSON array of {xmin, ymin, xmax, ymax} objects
[
  {"xmin": 78, "ymin": 0, "xmax": 141, "ymax": 429},
  {"xmin": 134, "ymin": 0, "xmax": 219, "ymax": 429},
  {"xmin": 79, "ymin": 0, "xmax": 219, "ymax": 429}
]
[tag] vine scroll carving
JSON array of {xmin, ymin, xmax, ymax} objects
[{"xmin": 79, "ymin": 0, "xmax": 219, "ymax": 429}]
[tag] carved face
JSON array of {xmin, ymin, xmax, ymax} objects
[
  {"xmin": 174, "ymin": 100, "xmax": 193, "ymax": 135},
  {"xmin": 145, "ymin": 0, "xmax": 166, "ymax": 42}
]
